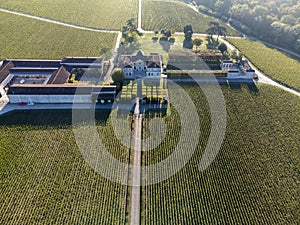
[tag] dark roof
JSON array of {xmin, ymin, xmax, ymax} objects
[
  {"xmin": 10, "ymin": 68, "xmax": 57, "ymax": 73},
  {"xmin": 118, "ymin": 51, "xmax": 162, "ymax": 68},
  {"xmin": 5, "ymin": 59, "xmax": 61, "ymax": 68},
  {"xmin": 239, "ymin": 60, "xmax": 253, "ymax": 71},
  {"xmin": 147, "ymin": 61, "xmax": 161, "ymax": 68},
  {"xmin": 7, "ymin": 84, "xmax": 116, "ymax": 95},
  {"xmin": 136, "ymin": 50, "xmax": 144, "ymax": 57},
  {"xmin": 194, "ymin": 50, "xmax": 223, "ymax": 60},
  {"xmin": 47, "ymin": 66, "xmax": 70, "ymax": 84},
  {"xmin": 0, "ymin": 61, "xmax": 14, "ymax": 83},
  {"xmin": 61, "ymin": 57, "xmax": 103, "ymax": 65}
]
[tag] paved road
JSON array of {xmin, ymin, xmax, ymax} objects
[
  {"xmin": 220, "ymin": 38, "xmax": 300, "ymax": 97},
  {"xmin": 0, "ymin": 8, "xmax": 119, "ymax": 33},
  {"xmin": 137, "ymin": 0, "xmax": 143, "ymax": 33},
  {"xmin": 130, "ymin": 99, "xmax": 142, "ymax": 225},
  {"xmin": 104, "ymin": 32, "xmax": 123, "ymax": 82}
]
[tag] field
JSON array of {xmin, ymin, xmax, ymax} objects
[
  {"xmin": 0, "ymin": 0, "xmax": 138, "ymax": 30},
  {"xmin": 226, "ymin": 38, "xmax": 300, "ymax": 91},
  {"xmin": 0, "ymin": 110, "xmax": 129, "ymax": 224},
  {"xmin": 141, "ymin": 83, "xmax": 300, "ymax": 224},
  {"xmin": 0, "ymin": 12, "xmax": 117, "ymax": 59},
  {"xmin": 1, "ymin": 84, "xmax": 299, "ymax": 224},
  {"xmin": 142, "ymin": 1, "xmax": 241, "ymax": 36}
]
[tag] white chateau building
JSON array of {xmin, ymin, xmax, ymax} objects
[{"xmin": 118, "ymin": 50, "xmax": 163, "ymax": 79}]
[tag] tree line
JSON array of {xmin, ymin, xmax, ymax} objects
[{"xmin": 185, "ymin": 0, "xmax": 300, "ymax": 54}]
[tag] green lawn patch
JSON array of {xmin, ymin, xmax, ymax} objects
[{"xmin": 135, "ymin": 33, "xmax": 208, "ymax": 64}]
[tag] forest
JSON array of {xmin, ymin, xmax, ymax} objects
[{"xmin": 187, "ymin": 0, "xmax": 300, "ymax": 53}]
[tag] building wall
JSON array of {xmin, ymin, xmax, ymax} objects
[
  {"xmin": 123, "ymin": 67, "xmax": 134, "ymax": 77},
  {"xmin": 227, "ymin": 71, "xmax": 255, "ymax": 79},
  {"xmin": 8, "ymin": 95, "xmax": 93, "ymax": 103},
  {"xmin": 146, "ymin": 67, "xmax": 161, "ymax": 76},
  {"xmin": 0, "ymin": 74, "xmax": 14, "ymax": 88}
]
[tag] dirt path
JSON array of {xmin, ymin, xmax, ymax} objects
[
  {"xmin": 130, "ymin": 98, "xmax": 142, "ymax": 225},
  {"xmin": 138, "ymin": 0, "xmax": 143, "ymax": 33},
  {"xmin": 104, "ymin": 32, "xmax": 123, "ymax": 82},
  {"xmin": 0, "ymin": 8, "xmax": 119, "ymax": 33}
]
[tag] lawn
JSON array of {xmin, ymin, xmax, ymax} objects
[
  {"xmin": 142, "ymin": 83, "xmax": 300, "ymax": 224},
  {"xmin": 119, "ymin": 33, "xmax": 208, "ymax": 64},
  {"xmin": 0, "ymin": 109, "xmax": 130, "ymax": 224},
  {"xmin": 226, "ymin": 38, "xmax": 300, "ymax": 91},
  {"xmin": 142, "ymin": 1, "xmax": 241, "ymax": 36},
  {"xmin": 0, "ymin": 12, "xmax": 117, "ymax": 59},
  {"xmin": 0, "ymin": 0, "xmax": 138, "ymax": 30}
]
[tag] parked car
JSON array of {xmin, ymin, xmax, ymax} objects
[
  {"xmin": 27, "ymin": 102, "xmax": 35, "ymax": 106},
  {"xmin": 18, "ymin": 102, "xmax": 26, "ymax": 106}
]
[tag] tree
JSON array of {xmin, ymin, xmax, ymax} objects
[
  {"xmin": 216, "ymin": 26, "xmax": 226, "ymax": 41},
  {"xmin": 218, "ymin": 43, "xmax": 227, "ymax": 54},
  {"xmin": 193, "ymin": 38, "xmax": 203, "ymax": 50},
  {"xmin": 161, "ymin": 29, "xmax": 172, "ymax": 39},
  {"xmin": 127, "ymin": 18, "xmax": 137, "ymax": 33},
  {"xmin": 206, "ymin": 22, "xmax": 227, "ymax": 47},
  {"xmin": 184, "ymin": 24, "xmax": 193, "ymax": 41},
  {"xmin": 164, "ymin": 30, "xmax": 172, "ymax": 39},
  {"xmin": 121, "ymin": 26, "xmax": 129, "ymax": 39},
  {"xmin": 112, "ymin": 68, "xmax": 124, "ymax": 84},
  {"xmin": 183, "ymin": 24, "xmax": 194, "ymax": 49},
  {"xmin": 231, "ymin": 51, "xmax": 237, "ymax": 61}
]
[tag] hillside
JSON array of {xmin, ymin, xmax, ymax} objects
[
  {"xmin": 0, "ymin": 12, "xmax": 117, "ymax": 59},
  {"xmin": 0, "ymin": 0, "xmax": 138, "ymax": 30},
  {"xmin": 188, "ymin": 0, "xmax": 300, "ymax": 54},
  {"xmin": 142, "ymin": 0, "xmax": 241, "ymax": 36}
]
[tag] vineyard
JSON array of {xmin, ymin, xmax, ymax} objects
[
  {"xmin": 0, "ymin": 12, "xmax": 117, "ymax": 59},
  {"xmin": 120, "ymin": 79, "xmax": 168, "ymax": 103},
  {"xmin": 142, "ymin": 1, "xmax": 241, "ymax": 36},
  {"xmin": 0, "ymin": 0, "xmax": 137, "ymax": 30},
  {"xmin": 141, "ymin": 83, "xmax": 300, "ymax": 224},
  {"xmin": 0, "ymin": 110, "xmax": 130, "ymax": 224},
  {"xmin": 226, "ymin": 38, "xmax": 300, "ymax": 91}
]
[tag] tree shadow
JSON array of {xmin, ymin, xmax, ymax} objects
[
  {"xmin": 0, "ymin": 109, "xmax": 113, "ymax": 126},
  {"xmin": 159, "ymin": 37, "xmax": 175, "ymax": 52},
  {"xmin": 183, "ymin": 39, "xmax": 193, "ymax": 49},
  {"xmin": 152, "ymin": 37, "xmax": 159, "ymax": 43},
  {"xmin": 227, "ymin": 79, "xmax": 259, "ymax": 94},
  {"xmin": 118, "ymin": 42, "xmax": 142, "ymax": 54},
  {"xmin": 246, "ymin": 81, "xmax": 259, "ymax": 94}
]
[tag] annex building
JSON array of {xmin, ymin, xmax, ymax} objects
[
  {"xmin": 221, "ymin": 60, "xmax": 255, "ymax": 79},
  {"xmin": 0, "ymin": 57, "xmax": 115, "ymax": 104}
]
